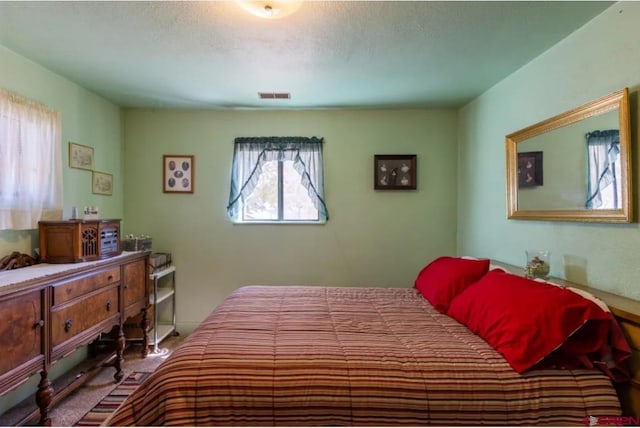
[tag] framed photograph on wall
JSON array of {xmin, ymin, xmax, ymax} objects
[
  {"xmin": 374, "ymin": 154, "xmax": 417, "ymax": 190},
  {"xmin": 92, "ymin": 171, "xmax": 113, "ymax": 196},
  {"xmin": 163, "ymin": 155, "xmax": 194, "ymax": 193},
  {"xmin": 69, "ymin": 142, "xmax": 94, "ymax": 170},
  {"xmin": 518, "ymin": 151, "xmax": 543, "ymax": 187}
]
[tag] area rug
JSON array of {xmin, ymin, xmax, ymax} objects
[{"xmin": 74, "ymin": 371, "xmax": 151, "ymax": 426}]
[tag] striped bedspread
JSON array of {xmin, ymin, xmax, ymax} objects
[{"xmin": 106, "ymin": 285, "xmax": 621, "ymax": 426}]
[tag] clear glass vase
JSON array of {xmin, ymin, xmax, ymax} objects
[{"xmin": 524, "ymin": 250, "xmax": 550, "ymax": 279}]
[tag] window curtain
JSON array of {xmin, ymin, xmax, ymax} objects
[
  {"xmin": 585, "ymin": 129, "xmax": 619, "ymax": 209},
  {"xmin": 0, "ymin": 89, "xmax": 63, "ymax": 230},
  {"xmin": 226, "ymin": 136, "xmax": 329, "ymax": 221}
]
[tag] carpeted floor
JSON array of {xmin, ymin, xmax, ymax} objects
[
  {"xmin": 74, "ymin": 371, "xmax": 152, "ymax": 426},
  {"xmin": 50, "ymin": 335, "xmax": 184, "ymax": 427},
  {"xmin": 0, "ymin": 335, "xmax": 184, "ymax": 427}
]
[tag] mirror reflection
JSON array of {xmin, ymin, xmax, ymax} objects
[{"xmin": 506, "ymin": 88, "xmax": 631, "ymax": 223}]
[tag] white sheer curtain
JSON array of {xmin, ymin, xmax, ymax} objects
[
  {"xmin": 585, "ymin": 130, "xmax": 620, "ymax": 209},
  {"xmin": 0, "ymin": 89, "xmax": 63, "ymax": 230}
]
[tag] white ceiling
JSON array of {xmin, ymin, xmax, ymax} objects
[{"xmin": 0, "ymin": 1, "xmax": 612, "ymax": 109}]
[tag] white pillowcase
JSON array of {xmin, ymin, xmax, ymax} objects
[{"xmin": 532, "ymin": 278, "xmax": 610, "ymax": 313}]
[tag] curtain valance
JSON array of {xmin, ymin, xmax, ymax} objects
[{"xmin": 227, "ymin": 136, "xmax": 328, "ymax": 221}]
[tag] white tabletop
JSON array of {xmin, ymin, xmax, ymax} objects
[{"xmin": 0, "ymin": 251, "xmax": 142, "ymax": 296}]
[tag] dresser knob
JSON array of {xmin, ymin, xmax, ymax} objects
[
  {"xmin": 106, "ymin": 300, "xmax": 112, "ymax": 311},
  {"xmin": 64, "ymin": 319, "xmax": 72, "ymax": 332},
  {"xmin": 108, "ymin": 275, "xmax": 114, "ymax": 281},
  {"xmin": 34, "ymin": 319, "xmax": 44, "ymax": 328}
]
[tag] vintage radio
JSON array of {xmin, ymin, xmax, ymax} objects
[{"xmin": 38, "ymin": 219, "xmax": 121, "ymax": 263}]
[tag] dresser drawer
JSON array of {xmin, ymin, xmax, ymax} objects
[
  {"xmin": 0, "ymin": 290, "xmax": 43, "ymax": 377},
  {"xmin": 51, "ymin": 286, "xmax": 119, "ymax": 347},
  {"xmin": 52, "ymin": 266, "xmax": 120, "ymax": 306}
]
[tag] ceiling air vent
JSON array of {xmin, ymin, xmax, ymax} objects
[{"xmin": 258, "ymin": 92, "xmax": 291, "ymax": 100}]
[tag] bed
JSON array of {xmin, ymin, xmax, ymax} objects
[{"xmin": 106, "ymin": 257, "xmax": 636, "ymax": 426}]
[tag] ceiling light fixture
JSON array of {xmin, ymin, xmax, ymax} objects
[{"xmin": 236, "ymin": 0, "xmax": 303, "ymax": 19}]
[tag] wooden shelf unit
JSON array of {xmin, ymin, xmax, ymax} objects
[{"xmin": 149, "ymin": 265, "xmax": 177, "ymax": 354}]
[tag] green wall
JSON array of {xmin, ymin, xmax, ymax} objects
[
  {"xmin": 0, "ymin": 45, "xmax": 125, "ymax": 256},
  {"xmin": 123, "ymin": 109, "xmax": 459, "ymax": 333},
  {"xmin": 457, "ymin": 1, "xmax": 640, "ymax": 300}
]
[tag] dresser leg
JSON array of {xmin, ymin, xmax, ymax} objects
[
  {"xmin": 140, "ymin": 306, "xmax": 150, "ymax": 358},
  {"xmin": 113, "ymin": 326, "xmax": 125, "ymax": 382},
  {"xmin": 36, "ymin": 370, "xmax": 53, "ymax": 426}
]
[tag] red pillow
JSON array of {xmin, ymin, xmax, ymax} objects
[
  {"xmin": 447, "ymin": 269, "xmax": 622, "ymax": 373},
  {"xmin": 414, "ymin": 256, "xmax": 490, "ymax": 313}
]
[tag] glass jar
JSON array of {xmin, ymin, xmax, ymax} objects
[{"xmin": 524, "ymin": 250, "xmax": 551, "ymax": 279}]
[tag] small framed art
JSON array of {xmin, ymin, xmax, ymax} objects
[
  {"xmin": 518, "ymin": 151, "xmax": 543, "ymax": 187},
  {"xmin": 163, "ymin": 155, "xmax": 194, "ymax": 193},
  {"xmin": 374, "ymin": 154, "xmax": 417, "ymax": 190},
  {"xmin": 69, "ymin": 142, "xmax": 94, "ymax": 170},
  {"xmin": 92, "ymin": 171, "xmax": 113, "ymax": 196}
]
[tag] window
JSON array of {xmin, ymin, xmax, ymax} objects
[
  {"xmin": 585, "ymin": 130, "xmax": 620, "ymax": 209},
  {"xmin": 227, "ymin": 137, "xmax": 329, "ymax": 223},
  {"xmin": 0, "ymin": 89, "xmax": 62, "ymax": 230}
]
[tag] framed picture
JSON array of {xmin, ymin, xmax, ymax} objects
[
  {"xmin": 374, "ymin": 154, "xmax": 417, "ymax": 190},
  {"xmin": 163, "ymin": 155, "xmax": 194, "ymax": 193},
  {"xmin": 518, "ymin": 151, "xmax": 543, "ymax": 187},
  {"xmin": 92, "ymin": 171, "xmax": 113, "ymax": 196},
  {"xmin": 69, "ymin": 142, "xmax": 94, "ymax": 170}
]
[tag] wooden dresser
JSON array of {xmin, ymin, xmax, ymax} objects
[{"xmin": 0, "ymin": 251, "xmax": 150, "ymax": 425}]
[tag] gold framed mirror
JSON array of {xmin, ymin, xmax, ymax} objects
[{"xmin": 506, "ymin": 88, "xmax": 632, "ymax": 223}]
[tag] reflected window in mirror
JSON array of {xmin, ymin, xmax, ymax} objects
[
  {"xmin": 505, "ymin": 88, "xmax": 632, "ymax": 223},
  {"xmin": 586, "ymin": 130, "xmax": 620, "ymax": 210}
]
